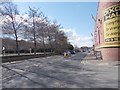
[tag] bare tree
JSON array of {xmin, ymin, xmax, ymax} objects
[
  {"xmin": 25, "ymin": 7, "xmax": 43, "ymax": 55},
  {"xmin": 42, "ymin": 17, "xmax": 54, "ymax": 53},
  {"xmin": 57, "ymin": 31, "xmax": 68, "ymax": 53},
  {"xmin": 1, "ymin": 2, "xmax": 24, "ymax": 55},
  {"xmin": 46, "ymin": 23, "xmax": 53, "ymax": 53},
  {"xmin": 36, "ymin": 16, "xmax": 48, "ymax": 55},
  {"xmin": 1, "ymin": 3, "xmax": 71, "ymax": 55},
  {"xmin": 50, "ymin": 21, "xmax": 63, "ymax": 54}
]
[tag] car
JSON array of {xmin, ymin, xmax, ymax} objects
[{"xmin": 70, "ymin": 50, "xmax": 75, "ymax": 54}]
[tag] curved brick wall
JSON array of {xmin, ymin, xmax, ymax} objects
[{"xmin": 94, "ymin": 1, "xmax": 120, "ymax": 61}]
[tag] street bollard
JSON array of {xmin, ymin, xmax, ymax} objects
[
  {"xmin": 64, "ymin": 51, "xmax": 71, "ymax": 58},
  {"xmin": 2, "ymin": 47, "xmax": 5, "ymax": 56},
  {"xmin": 29, "ymin": 48, "xmax": 31, "ymax": 54},
  {"xmin": 64, "ymin": 52, "xmax": 67, "ymax": 58}
]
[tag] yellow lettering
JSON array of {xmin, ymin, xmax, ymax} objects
[
  {"xmin": 116, "ymin": 11, "xmax": 120, "ymax": 17},
  {"xmin": 115, "ymin": 5, "xmax": 120, "ymax": 12},
  {"xmin": 109, "ymin": 8, "xmax": 115, "ymax": 13},
  {"xmin": 104, "ymin": 5, "xmax": 120, "ymax": 17},
  {"xmin": 105, "ymin": 14, "xmax": 110, "ymax": 20},
  {"xmin": 104, "ymin": 10, "xmax": 109, "ymax": 15},
  {"xmin": 111, "ymin": 13, "xmax": 116, "ymax": 18}
]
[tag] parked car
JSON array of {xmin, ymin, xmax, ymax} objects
[{"xmin": 69, "ymin": 50, "xmax": 76, "ymax": 54}]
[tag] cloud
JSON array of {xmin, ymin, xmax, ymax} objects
[
  {"xmin": 60, "ymin": 28, "xmax": 93, "ymax": 48},
  {"xmin": 1, "ymin": 14, "xmax": 93, "ymax": 48},
  {"xmin": 1, "ymin": 14, "xmax": 46, "ymax": 26}
]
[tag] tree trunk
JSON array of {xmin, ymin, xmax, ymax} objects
[
  {"xmin": 12, "ymin": 21, "xmax": 20, "ymax": 55},
  {"xmin": 15, "ymin": 36, "xmax": 20, "ymax": 55},
  {"xmin": 33, "ymin": 15, "xmax": 36, "ymax": 55},
  {"xmin": 55, "ymin": 32, "xmax": 58, "ymax": 54},
  {"xmin": 42, "ymin": 30, "xmax": 46, "ymax": 56},
  {"xmin": 47, "ymin": 28, "xmax": 53, "ymax": 53},
  {"xmin": 43, "ymin": 39, "xmax": 46, "ymax": 56},
  {"xmin": 33, "ymin": 31, "xmax": 36, "ymax": 55}
]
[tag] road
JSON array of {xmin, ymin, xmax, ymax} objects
[
  {"xmin": 2, "ymin": 52, "xmax": 118, "ymax": 88},
  {"xmin": 69, "ymin": 52, "xmax": 87, "ymax": 60}
]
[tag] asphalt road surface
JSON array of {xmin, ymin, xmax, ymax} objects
[
  {"xmin": 69, "ymin": 52, "xmax": 87, "ymax": 60},
  {"xmin": 2, "ymin": 52, "xmax": 118, "ymax": 88}
]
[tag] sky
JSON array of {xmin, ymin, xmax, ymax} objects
[{"xmin": 13, "ymin": 2, "xmax": 98, "ymax": 47}]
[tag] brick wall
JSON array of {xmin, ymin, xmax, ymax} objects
[{"xmin": 94, "ymin": 1, "xmax": 120, "ymax": 60}]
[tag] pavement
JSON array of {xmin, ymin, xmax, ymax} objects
[
  {"xmin": 0, "ymin": 53, "xmax": 44, "ymax": 57},
  {"xmin": 1, "ymin": 52, "xmax": 119, "ymax": 88}
]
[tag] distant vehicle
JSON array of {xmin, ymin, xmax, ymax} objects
[{"xmin": 69, "ymin": 50, "xmax": 75, "ymax": 54}]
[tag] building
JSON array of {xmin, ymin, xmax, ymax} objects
[{"xmin": 94, "ymin": 0, "xmax": 120, "ymax": 61}]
